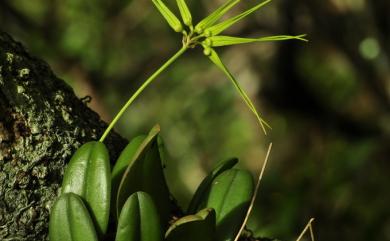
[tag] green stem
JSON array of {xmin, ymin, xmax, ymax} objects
[{"xmin": 99, "ymin": 45, "xmax": 188, "ymax": 142}]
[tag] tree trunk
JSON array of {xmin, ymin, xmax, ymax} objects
[{"xmin": 0, "ymin": 31, "xmax": 127, "ymax": 241}]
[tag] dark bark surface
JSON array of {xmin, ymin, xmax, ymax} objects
[{"xmin": 0, "ymin": 31, "xmax": 127, "ymax": 240}]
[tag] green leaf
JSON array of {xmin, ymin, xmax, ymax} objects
[
  {"xmin": 206, "ymin": 48, "xmax": 271, "ymax": 134},
  {"xmin": 176, "ymin": 0, "xmax": 192, "ymax": 26},
  {"xmin": 202, "ymin": 169, "xmax": 254, "ymax": 241},
  {"xmin": 207, "ymin": 34, "xmax": 308, "ymax": 47},
  {"xmin": 115, "ymin": 192, "xmax": 163, "ymax": 241},
  {"xmin": 152, "ymin": 0, "xmax": 183, "ymax": 32},
  {"xmin": 116, "ymin": 125, "xmax": 171, "ymax": 226},
  {"xmin": 187, "ymin": 158, "xmax": 238, "ymax": 214},
  {"xmin": 111, "ymin": 135, "xmax": 146, "ymax": 218},
  {"xmin": 195, "ymin": 0, "xmax": 240, "ymax": 34},
  {"xmin": 61, "ymin": 141, "xmax": 111, "ymax": 236},
  {"xmin": 165, "ymin": 208, "xmax": 216, "ymax": 241},
  {"xmin": 232, "ymin": 143, "xmax": 273, "ymax": 241},
  {"xmin": 49, "ymin": 193, "xmax": 98, "ymax": 241},
  {"xmin": 205, "ymin": 0, "xmax": 272, "ymax": 36}
]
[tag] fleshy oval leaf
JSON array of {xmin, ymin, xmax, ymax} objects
[
  {"xmin": 115, "ymin": 192, "xmax": 163, "ymax": 241},
  {"xmin": 111, "ymin": 135, "xmax": 146, "ymax": 217},
  {"xmin": 165, "ymin": 208, "xmax": 216, "ymax": 241},
  {"xmin": 202, "ymin": 169, "xmax": 254, "ymax": 241},
  {"xmin": 61, "ymin": 141, "xmax": 111, "ymax": 236},
  {"xmin": 49, "ymin": 193, "xmax": 98, "ymax": 241},
  {"xmin": 116, "ymin": 125, "xmax": 171, "ymax": 225},
  {"xmin": 187, "ymin": 158, "xmax": 238, "ymax": 214}
]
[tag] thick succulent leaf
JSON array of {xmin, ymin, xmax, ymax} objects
[
  {"xmin": 207, "ymin": 48, "xmax": 270, "ymax": 134},
  {"xmin": 195, "ymin": 0, "xmax": 240, "ymax": 34},
  {"xmin": 112, "ymin": 135, "xmax": 146, "ymax": 217},
  {"xmin": 232, "ymin": 143, "xmax": 273, "ymax": 241},
  {"xmin": 61, "ymin": 141, "xmax": 111, "ymax": 235},
  {"xmin": 203, "ymin": 169, "xmax": 254, "ymax": 241},
  {"xmin": 115, "ymin": 192, "xmax": 163, "ymax": 241},
  {"xmin": 206, "ymin": 0, "xmax": 272, "ymax": 36},
  {"xmin": 157, "ymin": 135, "xmax": 168, "ymax": 166},
  {"xmin": 49, "ymin": 193, "xmax": 98, "ymax": 241},
  {"xmin": 176, "ymin": 0, "xmax": 192, "ymax": 26},
  {"xmin": 116, "ymin": 125, "xmax": 171, "ymax": 225},
  {"xmin": 165, "ymin": 208, "xmax": 216, "ymax": 241},
  {"xmin": 152, "ymin": 0, "xmax": 183, "ymax": 32},
  {"xmin": 112, "ymin": 135, "xmax": 147, "ymax": 181},
  {"xmin": 207, "ymin": 34, "xmax": 308, "ymax": 47},
  {"xmin": 187, "ymin": 158, "xmax": 238, "ymax": 214}
]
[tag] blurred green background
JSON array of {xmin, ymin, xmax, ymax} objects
[{"xmin": 1, "ymin": 0, "xmax": 389, "ymax": 240}]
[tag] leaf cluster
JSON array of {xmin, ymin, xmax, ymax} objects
[{"xmin": 49, "ymin": 125, "xmax": 259, "ymax": 241}]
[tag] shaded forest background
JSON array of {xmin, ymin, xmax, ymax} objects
[{"xmin": 1, "ymin": 0, "xmax": 389, "ymax": 240}]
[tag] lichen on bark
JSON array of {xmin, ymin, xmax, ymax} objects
[{"xmin": 0, "ymin": 31, "xmax": 127, "ymax": 240}]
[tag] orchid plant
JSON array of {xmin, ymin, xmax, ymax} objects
[{"xmin": 48, "ymin": 1, "xmax": 314, "ymax": 241}]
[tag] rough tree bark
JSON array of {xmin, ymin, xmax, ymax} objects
[{"xmin": 0, "ymin": 31, "xmax": 127, "ymax": 240}]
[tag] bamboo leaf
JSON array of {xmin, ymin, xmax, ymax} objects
[
  {"xmin": 176, "ymin": 0, "xmax": 192, "ymax": 26},
  {"xmin": 208, "ymin": 34, "xmax": 308, "ymax": 47},
  {"xmin": 195, "ymin": 0, "xmax": 240, "ymax": 34},
  {"xmin": 61, "ymin": 141, "xmax": 111, "ymax": 236},
  {"xmin": 206, "ymin": 0, "xmax": 272, "ymax": 36},
  {"xmin": 116, "ymin": 125, "xmax": 171, "ymax": 226},
  {"xmin": 152, "ymin": 0, "xmax": 183, "ymax": 32},
  {"xmin": 49, "ymin": 193, "xmax": 98, "ymax": 241},
  {"xmin": 115, "ymin": 192, "xmax": 163, "ymax": 241},
  {"xmin": 206, "ymin": 48, "xmax": 271, "ymax": 134},
  {"xmin": 187, "ymin": 158, "xmax": 238, "ymax": 214},
  {"xmin": 165, "ymin": 208, "xmax": 216, "ymax": 241}
]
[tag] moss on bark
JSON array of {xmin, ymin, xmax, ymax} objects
[{"xmin": 0, "ymin": 31, "xmax": 127, "ymax": 240}]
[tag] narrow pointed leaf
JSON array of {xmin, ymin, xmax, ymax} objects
[
  {"xmin": 206, "ymin": 0, "xmax": 272, "ymax": 36},
  {"xmin": 176, "ymin": 0, "xmax": 192, "ymax": 26},
  {"xmin": 165, "ymin": 208, "xmax": 216, "ymax": 241},
  {"xmin": 187, "ymin": 158, "xmax": 238, "ymax": 214},
  {"xmin": 61, "ymin": 141, "xmax": 111, "ymax": 236},
  {"xmin": 152, "ymin": 0, "xmax": 183, "ymax": 32},
  {"xmin": 201, "ymin": 169, "xmax": 254, "ymax": 241},
  {"xmin": 195, "ymin": 0, "xmax": 240, "ymax": 34},
  {"xmin": 116, "ymin": 125, "xmax": 171, "ymax": 226},
  {"xmin": 207, "ymin": 48, "xmax": 270, "ymax": 134},
  {"xmin": 116, "ymin": 192, "xmax": 163, "ymax": 241},
  {"xmin": 49, "ymin": 193, "xmax": 98, "ymax": 241},
  {"xmin": 208, "ymin": 34, "xmax": 308, "ymax": 47},
  {"xmin": 111, "ymin": 135, "xmax": 146, "ymax": 218}
]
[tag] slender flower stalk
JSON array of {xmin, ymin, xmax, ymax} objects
[{"xmin": 99, "ymin": 46, "xmax": 188, "ymax": 142}]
